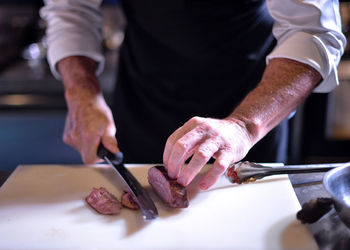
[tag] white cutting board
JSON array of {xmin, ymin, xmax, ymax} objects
[{"xmin": 0, "ymin": 164, "xmax": 317, "ymax": 250}]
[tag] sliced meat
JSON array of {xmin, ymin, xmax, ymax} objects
[
  {"xmin": 121, "ymin": 190, "xmax": 140, "ymax": 210},
  {"xmin": 148, "ymin": 165, "xmax": 189, "ymax": 208},
  {"xmin": 86, "ymin": 187, "xmax": 121, "ymax": 215}
]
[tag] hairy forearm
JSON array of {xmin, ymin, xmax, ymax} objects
[
  {"xmin": 57, "ymin": 56, "xmax": 118, "ymax": 163},
  {"xmin": 228, "ymin": 58, "xmax": 322, "ymax": 145},
  {"xmin": 58, "ymin": 56, "xmax": 102, "ymax": 101}
]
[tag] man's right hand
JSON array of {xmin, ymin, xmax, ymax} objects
[{"xmin": 58, "ymin": 56, "xmax": 119, "ymax": 164}]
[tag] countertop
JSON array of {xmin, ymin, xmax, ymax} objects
[
  {"xmin": 1, "ymin": 167, "xmax": 349, "ymax": 249},
  {"xmin": 290, "ymin": 172, "xmax": 350, "ymax": 249}
]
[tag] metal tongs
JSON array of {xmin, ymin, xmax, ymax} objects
[{"xmin": 225, "ymin": 161, "xmax": 350, "ymax": 184}]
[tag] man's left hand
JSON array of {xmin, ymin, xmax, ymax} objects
[{"xmin": 163, "ymin": 116, "xmax": 253, "ymax": 190}]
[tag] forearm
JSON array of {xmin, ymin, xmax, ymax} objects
[
  {"xmin": 228, "ymin": 58, "xmax": 322, "ymax": 145},
  {"xmin": 58, "ymin": 56, "xmax": 102, "ymax": 102},
  {"xmin": 58, "ymin": 56, "xmax": 118, "ymax": 163}
]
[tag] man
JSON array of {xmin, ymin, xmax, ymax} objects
[{"xmin": 41, "ymin": 0, "xmax": 345, "ymax": 190}]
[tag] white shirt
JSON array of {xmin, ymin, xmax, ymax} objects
[{"xmin": 40, "ymin": 0, "xmax": 346, "ymax": 93}]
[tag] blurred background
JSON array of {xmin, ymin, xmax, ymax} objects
[
  {"xmin": 0, "ymin": 0, "xmax": 349, "ymax": 171},
  {"xmin": 0, "ymin": 0, "xmax": 124, "ymax": 170}
]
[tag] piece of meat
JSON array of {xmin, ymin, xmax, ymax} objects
[
  {"xmin": 86, "ymin": 187, "xmax": 121, "ymax": 215},
  {"xmin": 226, "ymin": 165, "xmax": 240, "ymax": 184},
  {"xmin": 296, "ymin": 197, "xmax": 334, "ymax": 224},
  {"xmin": 121, "ymin": 190, "xmax": 140, "ymax": 210},
  {"xmin": 148, "ymin": 166, "xmax": 189, "ymax": 208}
]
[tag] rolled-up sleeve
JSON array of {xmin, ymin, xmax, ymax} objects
[
  {"xmin": 40, "ymin": 0, "xmax": 104, "ymax": 79},
  {"xmin": 266, "ymin": 0, "xmax": 347, "ymax": 93}
]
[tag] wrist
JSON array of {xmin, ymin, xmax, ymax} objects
[
  {"xmin": 63, "ymin": 76, "xmax": 101, "ymax": 103},
  {"xmin": 58, "ymin": 56, "xmax": 97, "ymax": 78},
  {"xmin": 224, "ymin": 115, "xmax": 261, "ymax": 147},
  {"xmin": 58, "ymin": 56, "xmax": 102, "ymax": 102}
]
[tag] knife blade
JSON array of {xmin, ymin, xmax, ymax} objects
[{"xmin": 97, "ymin": 144, "xmax": 158, "ymax": 221}]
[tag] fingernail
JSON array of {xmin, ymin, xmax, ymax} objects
[
  {"xmin": 178, "ymin": 176, "xmax": 186, "ymax": 186},
  {"xmin": 200, "ymin": 183, "xmax": 208, "ymax": 190},
  {"xmin": 168, "ymin": 172, "xmax": 176, "ymax": 179}
]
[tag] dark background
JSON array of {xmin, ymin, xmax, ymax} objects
[{"xmin": 0, "ymin": 0, "xmax": 349, "ymax": 171}]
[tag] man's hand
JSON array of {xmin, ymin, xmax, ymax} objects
[
  {"xmin": 63, "ymin": 92, "xmax": 118, "ymax": 164},
  {"xmin": 164, "ymin": 58, "xmax": 322, "ymax": 190},
  {"xmin": 58, "ymin": 56, "xmax": 119, "ymax": 164},
  {"xmin": 163, "ymin": 116, "xmax": 253, "ymax": 190}
]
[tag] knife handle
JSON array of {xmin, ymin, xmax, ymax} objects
[{"xmin": 97, "ymin": 143, "xmax": 124, "ymax": 165}]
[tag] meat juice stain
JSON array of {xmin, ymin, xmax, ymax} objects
[{"xmin": 226, "ymin": 167, "xmax": 240, "ymax": 184}]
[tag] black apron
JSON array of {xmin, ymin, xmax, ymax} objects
[{"xmin": 113, "ymin": 0, "xmax": 288, "ymax": 163}]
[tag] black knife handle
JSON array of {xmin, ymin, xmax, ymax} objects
[{"xmin": 97, "ymin": 143, "xmax": 124, "ymax": 165}]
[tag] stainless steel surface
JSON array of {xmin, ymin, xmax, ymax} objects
[
  {"xmin": 227, "ymin": 161, "xmax": 350, "ymax": 183},
  {"xmin": 290, "ymin": 173, "xmax": 350, "ymax": 249},
  {"xmin": 323, "ymin": 164, "xmax": 350, "ymax": 228}
]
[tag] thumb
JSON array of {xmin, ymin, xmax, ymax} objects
[{"xmin": 101, "ymin": 125, "xmax": 119, "ymax": 154}]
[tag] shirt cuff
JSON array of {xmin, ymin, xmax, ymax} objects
[
  {"xmin": 266, "ymin": 31, "xmax": 338, "ymax": 93},
  {"xmin": 46, "ymin": 33, "xmax": 105, "ymax": 79}
]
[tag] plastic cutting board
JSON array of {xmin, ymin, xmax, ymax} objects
[{"xmin": 0, "ymin": 164, "xmax": 317, "ymax": 250}]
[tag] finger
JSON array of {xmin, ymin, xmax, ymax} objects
[
  {"xmin": 199, "ymin": 151, "xmax": 232, "ymax": 190},
  {"xmin": 63, "ymin": 125, "xmax": 83, "ymax": 156},
  {"xmin": 163, "ymin": 127, "xmax": 189, "ymax": 166},
  {"xmin": 164, "ymin": 146, "xmax": 196, "ymax": 172},
  {"xmin": 63, "ymin": 116, "xmax": 74, "ymax": 146},
  {"xmin": 177, "ymin": 139, "xmax": 220, "ymax": 186},
  {"xmin": 166, "ymin": 127, "xmax": 207, "ymax": 179},
  {"xmin": 101, "ymin": 124, "xmax": 119, "ymax": 154},
  {"xmin": 163, "ymin": 116, "xmax": 203, "ymax": 165},
  {"xmin": 81, "ymin": 134, "xmax": 103, "ymax": 164}
]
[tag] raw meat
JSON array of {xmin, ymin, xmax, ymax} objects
[
  {"xmin": 86, "ymin": 187, "xmax": 121, "ymax": 215},
  {"xmin": 148, "ymin": 166, "xmax": 189, "ymax": 208}
]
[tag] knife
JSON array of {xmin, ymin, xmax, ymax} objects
[{"xmin": 97, "ymin": 143, "xmax": 158, "ymax": 220}]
